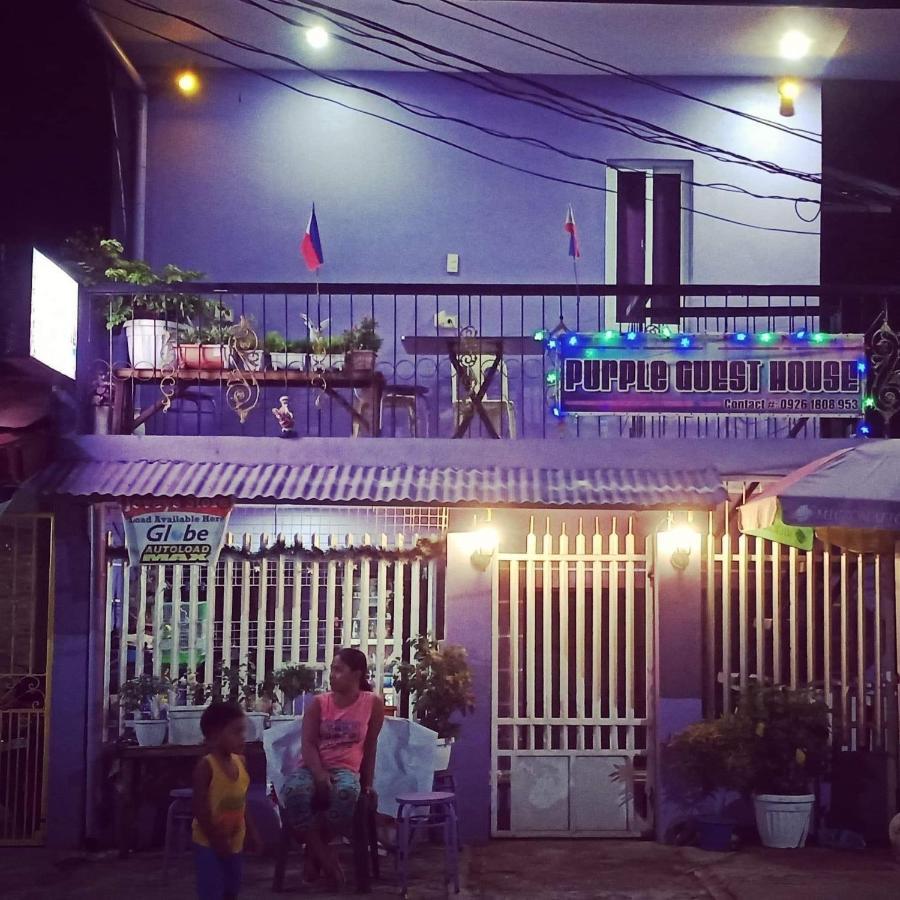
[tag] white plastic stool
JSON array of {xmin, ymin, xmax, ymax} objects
[{"xmin": 163, "ymin": 787, "xmax": 194, "ymax": 879}]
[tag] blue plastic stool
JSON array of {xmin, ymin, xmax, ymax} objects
[{"xmin": 396, "ymin": 791, "xmax": 459, "ymax": 898}]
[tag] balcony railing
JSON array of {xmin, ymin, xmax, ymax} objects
[{"xmin": 80, "ymin": 282, "xmax": 894, "ymax": 440}]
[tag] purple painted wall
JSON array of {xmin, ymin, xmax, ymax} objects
[{"xmin": 142, "ymin": 71, "xmax": 820, "ymax": 284}]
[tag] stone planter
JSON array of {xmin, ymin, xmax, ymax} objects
[
  {"xmin": 345, "ymin": 349, "xmax": 377, "ymax": 372},
  {"xmin": 177, "ymin": 343, "xmax": 231, "ymax": 370},
  {"xmin": 128, "ymin": 719, "xmax": 167, "ymax": 747},
  {"xmin": 168, "ymin": 705, "xmax": 206, "ymax": 745},
  {"xmin": 123, "ymin": 319, "xmax": 179, "ymax": 370},
  {"xmin": 754, "ymin": 794, "xmax": 815, "ymax": 848}
]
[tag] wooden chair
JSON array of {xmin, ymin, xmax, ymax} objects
[{"xmin": 272, "ymin": 789, "xmax": 380, "ymax": 893}]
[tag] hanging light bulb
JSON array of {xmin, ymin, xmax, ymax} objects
[{"xmin": 778, "ymin": 79, "xmax": 801, "ymax": 118}]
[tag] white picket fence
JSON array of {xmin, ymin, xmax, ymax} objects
[
  {"xmin": 104, "ymin": 532, "xmax": 443, "ymax": 736},
  {"xmin": 703, "ymin": 523, "xmax": 900, "ymax": 754}
]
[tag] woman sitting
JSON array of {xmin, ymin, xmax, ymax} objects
[{"xmin": 282, "ymin": 647, "xmax": 385, "ymax": 887}]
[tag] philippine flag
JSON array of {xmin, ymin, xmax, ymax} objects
[
  {"xmin": 301, "ymin": 204, "xmax": 324, "ymax": 271},
  {"xmin": 564, "ymin": 204, "xmax": 581, "ymax": 259}
]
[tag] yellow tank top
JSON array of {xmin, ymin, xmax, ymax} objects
[{"xmin": 191, "ymin": 753, "xmax": 249, "ymax": 853}]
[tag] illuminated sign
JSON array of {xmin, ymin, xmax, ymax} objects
[
  {"xmin": 541, "ymin": 332, "xmax": 865, "ymax": 416},
  {"xmin": 30, "ymin": 248, "xmax": 78, "ymax": 379}
]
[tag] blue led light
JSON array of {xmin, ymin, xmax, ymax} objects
[
  {"xmin": 734, "ymin": 332, "xmax": 749, "ymax": 342},
  {"xmin": 626, "ymin": 331, "xmax": 638, "ymax": 341},
  {"xmin": 567, "ymin": 334, "xmax": 579, "ymax": 347},
  {"xmin": 794, "ymin": 330, "xmax": 807, "ymax": 340},
  {"xmin": 857, "ymin": 360, "xmax": 868, "ymax": 375},
  {"xmin": 552, "ymin": 406, "xmax": 563, "ymax": 418},
  {"xmin": 856, "ymin": 423, "xmax": 871, "ymax": 438},
  {"xmin": 678, "ymin": 336, "xmax": 692, "ymax": 349},
  {"xmin": 547, "ymin": 339, "xmax": 558, "ymax": 350}
]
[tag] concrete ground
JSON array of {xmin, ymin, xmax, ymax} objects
[{"xmin": 2, "ymin": 839, "xmax": 899, "ymax": 899}]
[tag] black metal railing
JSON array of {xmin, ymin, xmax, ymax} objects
[{"xmin": 79, "ymin": 282, "xmax": 897, "ymax": 440}]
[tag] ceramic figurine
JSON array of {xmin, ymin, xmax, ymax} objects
[{"xmin": 272, "ymin": 395, "xmax": 295, "ymax": 436}]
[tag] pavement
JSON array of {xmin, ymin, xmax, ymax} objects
[{"xmin": 2, "ymin": 839, "xmax": 899, "ymax": 899}]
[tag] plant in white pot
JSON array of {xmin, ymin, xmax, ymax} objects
[
  {"xmin": 167, "ymin": 673, "xmax": 209, "ymax": 745},
  {"xmin": 274, "ymin": 663, "xmax": 319, "ymax": 716},
  {"xmin": 395, "ymin": 635, "xmax": 475, "ymax": 772},
  {"xmin": 736, "ymin": 684, "xmax": 830, "ymax": 849},
  {"xmin": 120, "ymin": 673, "xmax": 171, "ymax": 747},
  {"xmin": 265, "ymin": 331, "xmax": 311, "ymax": 371},
  {"xmin": 64, "ymin": 233, "xmax": 211, "ymax": 369},
  {"xmin": 211, "ymin": 660, "xmax": 269, "ymax": 741}
]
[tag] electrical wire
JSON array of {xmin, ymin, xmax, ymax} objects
[
  {"xmin": 220, "ymin": 0, "xmax": 820, "ymax": 206},
  {"xmin": 89, "ymin": 4, "xmax": 820, "ymax": 236},
  {"xmin": 422, "ymin": 0, "xmax": 823, "ymax": 141},
  {"xmin": 259, "ymin": 0, "xmax": 828, "ymax": 189}
]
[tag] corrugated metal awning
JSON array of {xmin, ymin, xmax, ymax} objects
[{"xmin": 37, "ymin": 459, "xmax": 725, "ymax": 508}]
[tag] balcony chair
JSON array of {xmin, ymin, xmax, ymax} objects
[{"xmin": 450, "ymin": 355, "xmax": 517, "ymax": 438}]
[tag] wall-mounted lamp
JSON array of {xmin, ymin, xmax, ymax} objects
[
  {"xmin": 778, "ymin": 78, "xmax": 801, "ymax": 118},
  {"xmin": 470, "ymin": 526, "xmax": 499, "ymax": 571},
  {"xmin": 658, "ymin": 523, "xmax": 699, "ymax": 571}
]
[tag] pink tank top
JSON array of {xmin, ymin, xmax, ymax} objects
[{"xmin": 303, "ymin": 691, "xmax": 375, "ymax": 774}]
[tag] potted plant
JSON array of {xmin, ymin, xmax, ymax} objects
[
  {"xmin": 274, "ymin": 663, "xmax": 319, "ymax": 716},
  {"xmin": 666, "ymin": 715, "xmax": 752, "ymax": 851},
  {"xmin": 119, "ymin": 673, "xmax": 171, "ymax": 747},
  {"xmin": 343, "ymin": 317, "xmax": 382, "ymax": 372},
  {"xmin": 64, "ymin": 234, "xmax": 214, "ymax": 369},
  {"xmin": 210, "ymin": 661, "xmax": 268, "ymax": 741},
  {"xmin": 177, "ymin": 322, "xmax": 234, "ymax": 371},
  {"xmin": 394, "ymin": 635, "xmax": 475, "ymax": 771},
  {"xmin": 265, "ymin": 331, "xmax": 311, "ymax": 371},
  {"xmin": 736, "ymin": 684, "xmax": 830, "ymax": 849},
  {"xmin": 167, "ymin": 672, "xmax": 209, "ymax": 745}
]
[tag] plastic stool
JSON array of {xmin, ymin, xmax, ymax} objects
[
  {"xmin": 381, "ymin": 384, "xmax": 430, "ymax": 437},
  {"xmin": 163, "ymin": 788, "xmax": 194, "ymax": 879},
  {"xmin": 396, "ymin": 791, "xmax": 459, "ymax": 898}
]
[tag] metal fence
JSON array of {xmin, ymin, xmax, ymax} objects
[
  {"xmin": 103, "ymin": 530, "xmax": 445, "ymax": 739},
  {"xmin": 703, "ymin": 513, "xmax": 899, "ymax": 756},
  {"xmin": 78, "ymin": 281, "xmax": 887, "ymax": 440}
]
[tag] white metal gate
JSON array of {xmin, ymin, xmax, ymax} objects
[
  {"xmin": 103, "ymin": 531, "xmax": 443, "ymax": 735},
  {"xmin": 492, "ymin": 517, "xmax": 652, "ymax": 837}
]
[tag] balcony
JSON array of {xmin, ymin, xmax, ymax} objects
[{"xmin": 80, "ymin": 282, "xmax": 890, "ymax": 441}]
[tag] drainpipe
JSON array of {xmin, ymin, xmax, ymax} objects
[{"xmin": 83, "ymin": 5, "xmax": 148, "ymax": 257}]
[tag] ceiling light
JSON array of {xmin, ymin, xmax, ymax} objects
[
  {"xmin": 779, "ymin": 30, "xmax": 811, "ymax": 61},
  {"xmin": 175, "ymin": 70, "xmax": 200, "ymax": 96},
  {"xmin": 306, "ymin": 26, "xmax": 329, "ymax": 49}
]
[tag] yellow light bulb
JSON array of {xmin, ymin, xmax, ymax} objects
[
  {"xmin": 176, "ymin": 70, "xmax": 200, "ymax": 96},
  {"xmin": 779, "ymin": 31, "xmax": 811, "ymax": 61},
  {"xmin": 779, "ymin": 79, "xmax": 801, "ymax": 101}
]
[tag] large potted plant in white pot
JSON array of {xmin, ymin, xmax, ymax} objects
[
  {"xmin": 120, "ymin": 673, "xmax": 171, "ymax": 747},
  {"xmin": 737, "ymin": 684, "xmax": 830, "ymax": 848},
  {"xmin": 395, "ymin": 635, "xmax": 475, "ymax": 771}
]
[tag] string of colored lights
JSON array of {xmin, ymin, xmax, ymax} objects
[
  {"xmin": 99, "ymin": 3, "xmax": 821, "ymax": 235},
  {"xmin": 531, "ymin": 327, "xmax": 872, "ymax": 436}
]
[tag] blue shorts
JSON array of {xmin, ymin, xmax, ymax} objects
[
  {"xmin": 193, "ymin": 843, "xmax": 243, "ymax": 899},
  {"xmin": 282, "ymin": 767, "xmax": 360, "ymax": 832}
]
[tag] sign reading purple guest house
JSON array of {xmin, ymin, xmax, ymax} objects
[{"xmin": 555, "ymin": 333, "xmax": 865, "ymax": 416}]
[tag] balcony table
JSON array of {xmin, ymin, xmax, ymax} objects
[
  {"xmin": 110, "ymin": 367, "xmax": 385, "ymax": 437},
  {"xmin": 400, "ymin": 335, "xmax": 543, "ymax": 438},
  {"xmin": 114, "ymin": 740, "xmax": 267, "ymax": 858}
]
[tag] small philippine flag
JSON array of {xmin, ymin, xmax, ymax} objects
[
  {"xmin": 301, "ymin": 204, "xmax": 324, "ymax": 271},
  {"xmin": 564, "ymin": 204, "xmax": 581, "ymax": 259}
]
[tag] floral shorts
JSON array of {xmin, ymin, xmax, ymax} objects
[{"xmin": 282, "ymin": 767, "xmax": 360, "ymax": 832}]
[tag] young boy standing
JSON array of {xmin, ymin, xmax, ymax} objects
[{"xmin": 192, "ymin": 701, "xmax": 260, "ymax": 900}]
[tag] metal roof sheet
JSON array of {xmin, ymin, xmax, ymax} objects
[{"xmin": 38, "ymin": 459, "xmax": 725, "ymax": 508}]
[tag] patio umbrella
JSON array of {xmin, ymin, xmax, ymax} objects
[{"xmin": 738, "ymin": 441, "xmax": 900, "ymax": 553}]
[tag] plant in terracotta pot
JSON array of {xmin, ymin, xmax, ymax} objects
[
  {"xmin": 119, "ymin": 673, "xmax": 171, "ymax": 747},
  {"xmin": 735, "ymin": 684, "xmax": 830, "ymax": 848},
  {"xmin": 343, "ymin": 317, "xmax": 382, "ymax": 371},
  {"xmin": 177, "ymin": 321, "xmax": 235, "ymax": 371},
  {"xmin": 394, "ymin": 635, "xmax": 475, "ymax": 771},
  {"xmin": 274, "ymin": 663, "xmax": 319, "ymax": 715}
]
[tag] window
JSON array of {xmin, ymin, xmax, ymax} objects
[{"xmin": 604, "ymin": 161, "xmax": 693, "ymax": 324}]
